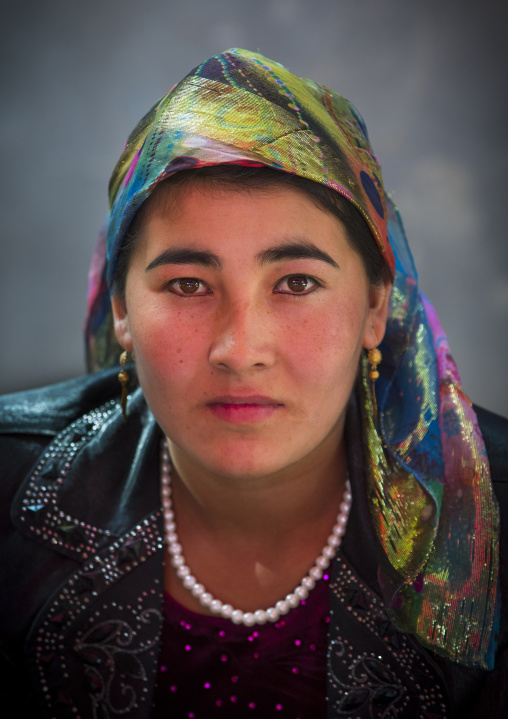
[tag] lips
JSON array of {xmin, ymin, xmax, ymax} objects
[{"xmin": 206, "ymin": 395, "xmax": 283, "ymax": 423}]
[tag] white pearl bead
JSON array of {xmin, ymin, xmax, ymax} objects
[
  {"xmin": 286, "ymin": 594, "xmax": 300, "ymax": 608},
  {"xmin": 169, "ymin": 542, "xmax": 182, "ymax": 555},
  {"xmin": 337, "ymin": 514, "xmax": 348, "ymax": 527},
  {"xmin": 310, "ymin": 567, "xmax": 323, "ymax": 581},
  {"xmin": 340, "ymin": 500, "xmax": 351, "ymax": 514},
  {"xmin": 275, "ymin": 600, "xmax": 290, "ymax": 615},
  {"xmin": 231, "ymin": 610, "xmax": 244, "ymax": 625},
  {"xmin": 333, "ymin": 524, "xmax": 346, "ymax": 537},
  {"xmin": 266, "ymin": 607, "xmax": 280, "ymax": 622},
  {"xmin": 328, "ymin": 534, "xmax": 340, "ymax": 547},
  {"xmin": 183, "ymin": 575, "xmax": 196, "ymax": 589},
  {"xmin": 210, "ymin": 599, "xmax": 223, "ymax": 614},
  {"xmin": 191, "ymin": 583, "xmax": 205, "ymax": 598},
  {"xmin": 254, "ymin": 610, "xmax": 268, "ymax": 624},
  {"xmin": 323, "ymin": 545, "xmax": 336, "ymax": 559},
  {"xmin": 294, "ymin": 586, "xmax": 309, "ymax": 600},
  {"xmin": 170, "ymin": 555, "xmax": 185, "ymax": 568},
  {"xmin": 242, "ymin": 613, "xmax": 256, "ymax": 626},
  {"xmin": 167, "ymin": 532, "xmax": 178, "ymax": 544},
  {"xmin": 316, "ymin": 555, "xmax": 330, "ymax": 570},
  {"xmin": 221, "ymin": 604, "xmax": 234, "ymax": 618},
  {"xmin": 201, "ymin": 593, "xmax": 213, "ymax": 606},
  {"xmin": 302, "ymin": 576, "xmax": 316, "ymax": 591},
  {"xmin": 176, "ymin": 565, "xmax": 190, "ymax": 578}
]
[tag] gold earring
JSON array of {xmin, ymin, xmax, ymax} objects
[
  {"xmin": 367, "ymin": 345, "xmax": 382, "ymax": 418},
  {"xmin": 118, "ymin": 350, "xmax": 129, "ymax": 421}
]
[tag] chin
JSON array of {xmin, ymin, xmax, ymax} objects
[{"xmin": 169, "ymin": 434, "xmax": 303, "ymax": 481}]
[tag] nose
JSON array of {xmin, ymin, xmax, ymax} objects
[{"xmin": 208, "ymin": 299, "xmax": 276, "ymax": 373}]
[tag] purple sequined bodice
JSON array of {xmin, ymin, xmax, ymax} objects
[{"xmin": 154, "ymin": 575, "xmax": 331, "ymax": 717}]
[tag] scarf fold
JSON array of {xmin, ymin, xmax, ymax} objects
[{"xmin": 85, "ymin": 48, "xmax": 499, "ymax": 668}]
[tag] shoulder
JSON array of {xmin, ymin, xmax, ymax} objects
[
  {"xmin": 0, "ymin": 368, "xmax": 124, "ymax": 438},
  {"xmin": 0, "ymin": 369, "xmax": 130, "ymax": 500},
  {"xmin": 475, "ymin": 405, "xmax": 508, "ymax": 485}
]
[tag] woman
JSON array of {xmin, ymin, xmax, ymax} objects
[{"xmin": 0, "ymin": 48, "xmax": 506, "ymax": 718}]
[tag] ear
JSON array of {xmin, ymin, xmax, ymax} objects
[
  {"xmin": 363, "ymin": 280, "xmax": 393, "ymax": 349},
  {"xmin": 111, "ymin": 295, "xmax": 134, "ymax": 352}
]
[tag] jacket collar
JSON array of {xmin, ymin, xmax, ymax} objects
[{"xmin": 12, "ymin": 387, "xmax": 162, "ymax": 559}]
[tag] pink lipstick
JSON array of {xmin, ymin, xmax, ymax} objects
[{"xmin": 206, "ymin": 395, "xmax": 283, "ymax": 423}]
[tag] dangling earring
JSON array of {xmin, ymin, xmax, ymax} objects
[
  {"xmin": 118, "ymin": 350, "xmax": 130, "ymax": 421},
  {"xmin": 367, "ymin": 336, "xmax": 382, "ymax": 419},
  {"xmin": 367, "ymin": 327, "xmax": 383, "ymax": 419}
]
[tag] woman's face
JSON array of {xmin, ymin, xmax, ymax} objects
[{"xmin": 112, "ymin": 182, "xmax": 391, "ymax": 481}]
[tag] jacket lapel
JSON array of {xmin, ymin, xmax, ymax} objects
[{"xmin": 12, "ymin": 389, "xmax": 165, "ymax": 718}]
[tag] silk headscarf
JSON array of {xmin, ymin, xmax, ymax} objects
[{"xmin": 85, "ymin": 48, "xmax": 499, "ymax": 669}]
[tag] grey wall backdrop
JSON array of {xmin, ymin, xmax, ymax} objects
[{"xmin": 1, "ymin": 0, "xmax": 507, "ymax": 415}]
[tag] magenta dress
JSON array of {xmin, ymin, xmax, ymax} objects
[{"xmin": 153, "ymin": 573, "xmax": 331, "ymax": 717}]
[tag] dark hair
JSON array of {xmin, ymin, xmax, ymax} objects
[{"xmin": 112, "ymin": 164, "xmax": 391, "ymax": 298}]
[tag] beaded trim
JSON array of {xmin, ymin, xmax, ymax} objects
[
  {"xmin": 328, "ymin": 557, "xmax": 448, "ymax": 717},
  {"xmin": 31, "ymin": 514, "xmax": 164, "ymax": 717},
  {"xmin": 19, "ymin": 401, "xmax": 119, "ymax": 559},
  {"xmin": 15, "ymin": 398, "xmax": 165, "ymax": 717}
]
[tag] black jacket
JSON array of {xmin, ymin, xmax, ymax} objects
[{"xmin": 1, "ymin": 369, "xmax": 507, "ymax": 718}]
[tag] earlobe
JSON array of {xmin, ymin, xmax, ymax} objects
[
  {"xmin": 111, "ymin": 295, "xmax": 133, "ymax": 352},
  {"xmin": 363, "ymin": 281, "xmax": 392, "ymax": 349}
]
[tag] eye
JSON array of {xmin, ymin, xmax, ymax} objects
[
  {"xmin": 274, "ymin": 274, "xmax": 320, "ymax": 295},
  {"xmin": 166, "ymin": 278, "xmax": 211, "ymax": 296}
]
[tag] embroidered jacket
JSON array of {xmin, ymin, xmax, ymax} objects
[{"xmin": 1, "ymin": 369, "xmax": 507, "ymax": 718}]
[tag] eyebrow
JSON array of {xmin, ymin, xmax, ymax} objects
[
  {"xmin": 257, "ymin": 241, "xmax": 339, "ymax": 268},
  {"xmin": 145, "ymin": 248, "xmax": 222, "ymax": 272},
  {"xmin": 145, "ymin": 240, "xmax": 339, "ymax": 272}
]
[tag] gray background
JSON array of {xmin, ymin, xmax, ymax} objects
[{"xmin": 1, "ymin": 0, "xmax": 507, "ymax": 415}]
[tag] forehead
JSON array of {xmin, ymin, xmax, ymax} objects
[{"xmin": 136, "ymin": 180, "xmax": 348, "ymax": 246}]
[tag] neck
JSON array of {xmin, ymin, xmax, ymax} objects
[
  {"xmin": 161, "ymin": 436, "xmax": 352, "ymax": 619},
  {"xmin": 166, "ymin": 432, "xmax": 348, "ymax": 546}
]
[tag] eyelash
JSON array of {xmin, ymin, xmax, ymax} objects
[
  {"xmin": 165, "ymin": 278, "xmax": 211, "ymax": 297},
  {"xmin": 273, "ymin": 274, "xmax": 321, "ymax": 296},
  {"xmin": 165, "ymin": 274, "xmax": 321, "ymax": 297}
]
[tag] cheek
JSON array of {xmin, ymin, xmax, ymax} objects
[
  {"xmin": 128, "ymin": 302, "xmax": 210, "ymax": 388},
  {"xmin": 284, "ymin": 298, "xmax": 367, "ymax": 384}
]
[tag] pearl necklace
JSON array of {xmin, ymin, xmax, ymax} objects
[{"xmin": 160, "ymin": 441, "xmax": 352, "ymax": 627}]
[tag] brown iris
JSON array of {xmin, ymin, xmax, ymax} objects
[
  {"xmin": 179, "ymin": 279, "xmax": 201, "ymax": 294},
  {"xmin": 286, "ymin": 275, "xmax": 309, "ymax": 292}
]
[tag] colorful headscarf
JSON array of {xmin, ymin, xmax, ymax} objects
[{"xmin": 85, "ymin": 48, "xmax": 499, "ymax": 669}]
